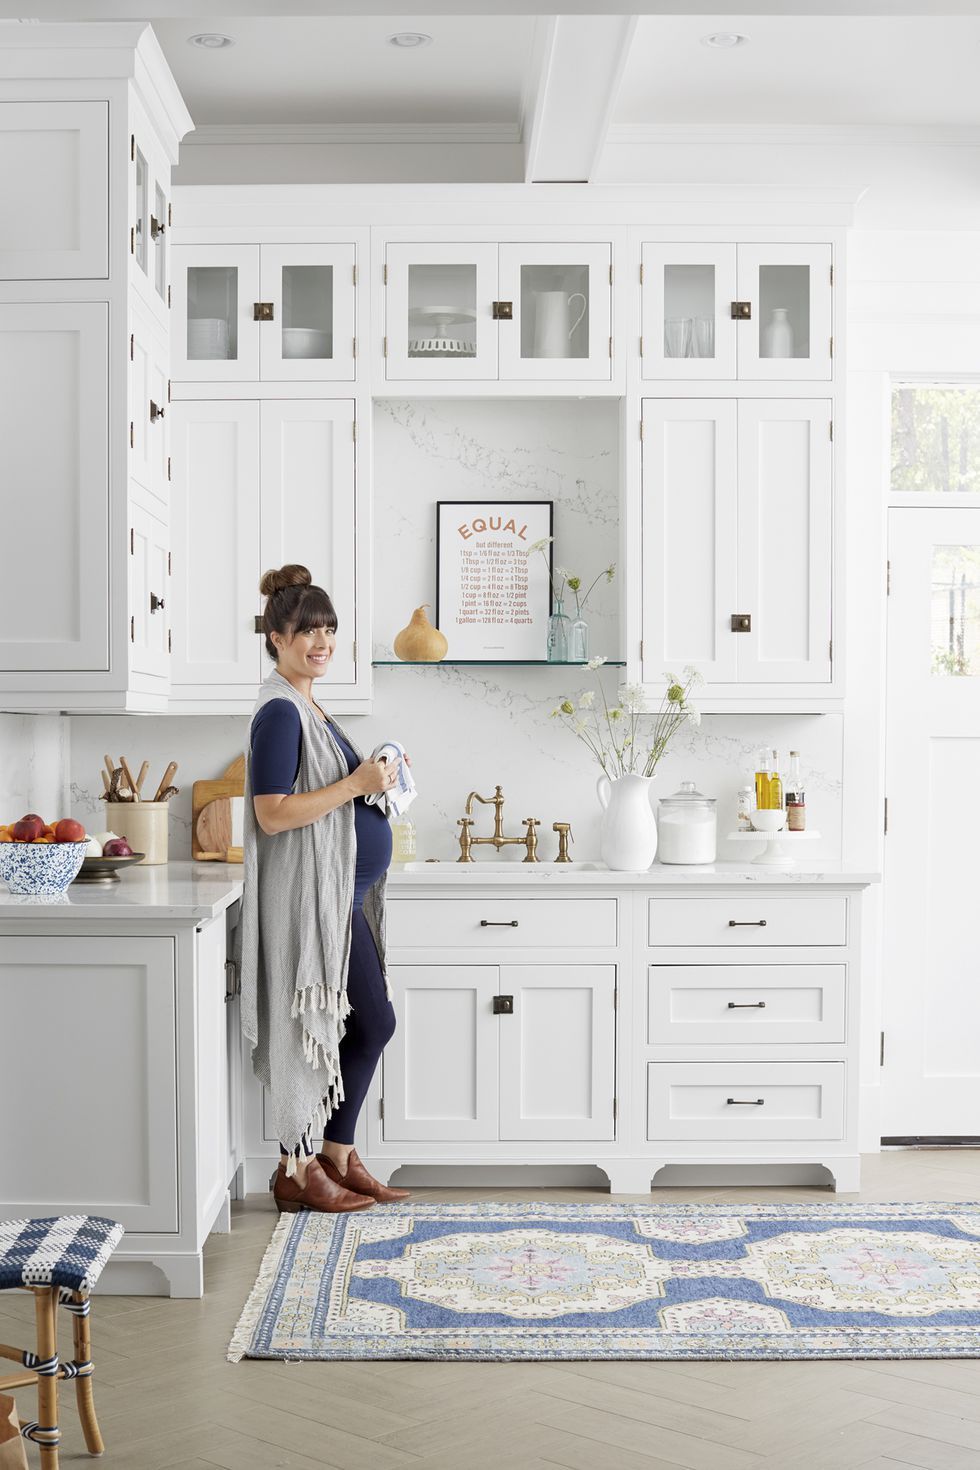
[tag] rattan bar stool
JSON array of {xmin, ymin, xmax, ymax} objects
[{"xmin": 0, "ymin": 1215, "xmax": 123, "ymax": 1467}]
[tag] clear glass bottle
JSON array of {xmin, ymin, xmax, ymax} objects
[
  {"xmin": 737, "ymin": 784, "xmax": 755, "ymax": 831},
  {"xmin": 546, "ymin": 598, "xmax": 570, "ymax": 662},
  {"xmin": 769, "ymin": 750, "xmax": 784, "ymax": 811},
  {"xmin": 390, "ymin": 814, "xmax": 417, "ymax": 864},
  {"xmin": 785, "ymin": 750, "xmax": 806, "ymax": 831},
  {"xmin": 567, "ymin": 614, "xmax": 589, "ymax": 663},
  {"xmin": 755, "ymin": 748, "xmax": 774, "ymax": 810}
]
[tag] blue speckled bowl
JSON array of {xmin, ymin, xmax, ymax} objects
[{"xmin": 0, "ymin": 841, "xmax": 89, "ymax": 895}]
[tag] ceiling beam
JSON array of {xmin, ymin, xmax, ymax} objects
[{"xmin": 523, "ymin": 14, "xmax": 636, "ymax": 183}]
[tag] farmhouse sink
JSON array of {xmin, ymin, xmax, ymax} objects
[{"xmin": 398, "ymin": 860, "xmax": 608, "ymax": 873}]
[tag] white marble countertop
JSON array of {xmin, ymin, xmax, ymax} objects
[
  {"xmin": 387, "ymin": 860, "xmax": 879, "ymax": 888},
  {"xmin": 0, "ymin": 861, "xmax": 244, "ymax": 922}
]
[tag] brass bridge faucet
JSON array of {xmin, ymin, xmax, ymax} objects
[{"xmin": 457, "ymin": 785, "xmax": 540, "ymax": 863}]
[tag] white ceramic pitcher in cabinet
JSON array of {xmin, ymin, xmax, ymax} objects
[{"xmin": 532, "ymin": 290, "xmax": 587, "ymax": 358}]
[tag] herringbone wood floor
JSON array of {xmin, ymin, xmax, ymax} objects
[{"xmin": 5, "ymin": 1150, "xmax": 980, "ymax": 1470}]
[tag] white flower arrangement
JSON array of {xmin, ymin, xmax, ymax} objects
[
  {"xmin": 550, "ymin": 662, "xmax": 702, "ymax": 777},
  {"xmin": 525, "ymin": 538, "xmax": 616, "ymax": 614}
]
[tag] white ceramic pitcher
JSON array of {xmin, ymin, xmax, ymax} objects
[
  {"xmin": 596, "ymin": 772, "xmax": 657, "ymax": 871},
  {"xmin": 533, "ymin": 290, "xmax": 587, "ymax": 358}
]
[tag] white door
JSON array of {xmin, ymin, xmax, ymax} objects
[
  {"xmin": 498, "ymin": 243, "xmax": 612, "ymax": 382},
  {"xmin": 129, "ymin": 307, "xmax": 170, "ymax": 514},
  {"xmin": 736, "ymin": 399, "xmax": 833, "ymax": 684},
  {"xmin": 0, "ymin": 302, "xmax": 109, "ymax": 672},
  {"xmin": 736, "ymin": 244, "xmax": 833, "ymax": 382},
  {"xmin": 641, "ymin": 243, "xmax": 737, "ymax": 380},
  {"xmin": 130, "ymin": 501, "xmax": 170, "ymax": 680},
  {"xmin": 0, "ymin": 936, "xmax": 178, "ymax": 1232},
  {"xmin": 641, "ymin": 399, "xmax": 739, "ymax": 685},
  {"xmin": 259, "ymin": 244, "xmax": 356, "ymax": 381},
  {"xmin": 171, "ymin": 245, "xmax": 260, "ymax": 381},
  {"xmin": 170, "ymin": 400, "xmax": 261, "ymax": 696},
  {"xmin": 0, "ymin": 101, "xmax": 108, "ymax": 280},
  {"xmin": 883, "ymin": 508, "xmax": 980, "ymax": 1136},
  {"xmin": 499, "ymin": 965, "xmax": 616, "ymax": 1142},
  {"xmin": 385, "ymin": 242, "xmax": 498, "ymax": 381},
  {"xmin": 383, "ymin": 965, "xmax": 499, "ymax": 1141},
  {"xmin": 260, "ymin": 400, "xmax": 357, "ymax": 686}
]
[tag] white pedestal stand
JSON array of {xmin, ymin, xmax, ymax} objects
[{"xmin": 728, "ymin": 830, "xmax": 821, "ymax": 866}]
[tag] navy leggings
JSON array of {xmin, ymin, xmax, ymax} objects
[{"xmin": 280, "ymin": 907, "xmax": 396, "ymax": 1155}]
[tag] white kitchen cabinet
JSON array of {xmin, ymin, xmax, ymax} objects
[
  {"xmin": 130, "ymin": 500, "xmax": 171, "ymax": 680},
  {"xmin": 169, "ymin": 397, "xmax": 359, "ymax": 708},
  {"xmin": 382, "ymin": 962, "xmax": 616, "ymax": 1144},
  {"xmin": 129, "ymin": 110, "xmax": 171, "ymax": 328},
  {"xmin": 641, "ymin": 241, "xmax": 833, "ymax": 381},
  {"xmin": 129, "ymin": 303, "xmax": 170, "ymax": 515},
  {"xmin": 171, "ymin": 242, "xmax": 356, "ymax": 382},
  {"xmin": 0, "ymin": 302, "xmax": 110, "ymax": 673},
  {"xmin": 640, "ymin": 397, "xmax": 833, "ymax": 695},
  {"xmin": 0, "ymin": 100, "xmax": 108, "ymax": 280},
  {"xmin": 384, "ymin": 240, "xmax": 612, "ymax": 382}
]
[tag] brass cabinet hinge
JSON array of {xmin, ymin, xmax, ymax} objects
[
  {"xmin": 639, "ymin": 335, "xmax": 643, "ymax": 357},
  {"xmin": 352, "ymin": 336, "xmax": 357, "ymax": 359},
  {"xmin": 352, "ymin": 419, "xmax": 357, "ymax": 442},
  {"xmin": 829, "ymin": 420, "xmax": 834, "ymax": 441},
  {"xmin": 613, "ymin": 1097, "xmax": 618, "ymax": 1122},
  {"xmin": 884, "ymin": 796, "xmax": 889, "ymax": 835},
  {"xmin": 829, "ymin": 638, "xmax": 833, "ymax": 661},
  {"xmin": 130, "ymin": 133, "xmax": 135, "ymax": 162},
  {"xmin": 168, "ymin": 550, "xmax": 172, "ymax": 575},
  {"xmin": 639, "ymin": 261, "xmax": 644, "ymax": 285},
  {"xmin": 130, "ymin": 615, "xmax": 135, "ymax": 643},
  {"xmin": 167, "ymin": 284, "xmax": 171, "ymax": 309},
  {"xmin": 129, "ymin": 421, "xmax": 134, "ymax": 449},
  {"xmin": 167, "ymin": 378, "xmax": 171, "ymax": 403},
  {"xmin": 168, "ymin": 200, "xmax": 172, "ymax": 228},
  {"xmin": 383, "ymin": 263, "xmax": 388, "ymax": 286},
  {"xmin": 608, "ymin": 335, "xmax": 613, "ymax": 357},
  {"xmin": 353, "ymin": 640, "xmax": 357, "ymax": 661},
  {"xmin": 167, "ymin": 628, "xmax": 172, "ymax": 653},
  {"xmin": 640, "ymin": 639, "xmax": 644, "ymax": 661},
  {"xmin": 830, "ymin": 262, "xmax": 834, "ymax": 286},
  {"xmin": 609, "ymin": 262, "xmax": 613, "ymax": 286},
  {"xmin": 886, "ymin": 558, "xmax": 891, "ymax": 595},
  {"xmin": 613, "ymin": 988, "xmax": 618, "ymax": 1011},
  {"xmin": 383, "ymin": 336, "xmax": 388, "ymax": 358},
  {"xmin": 829, "ymin": 335, "xmax": 834, "ymax": 358},
  {"xmin": 130, "ymin": 527, "xmax": 134, "ymax": 555},
  {"xmin": 167, "ymin": 455, "xmax": 171, "ymax": 482},
  {"xmin": 379, "ymin": 1097, "xmax": 385, "ymax": 1120},
  {"xmin": 639, "ymin": 418, "xmax": 644, "ymax": 440},
  {"xmin": 130, "ymin": 226, "xmax": 134, "ymax": 256},
  {"xmin": 353, "ymin": 263, "xmax": 357, "ymax": 286},
  {"xmin": 880, "ymin": 1030, "xmax": 885, "ymax": 1066},
  {"xmin": 129, "ymin": 332, "xmax": 134, "ymax": 361}
]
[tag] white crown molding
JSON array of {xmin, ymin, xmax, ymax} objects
[
  {"xmin": 182, "ymin": 122, "xmax": 521, "ymax": 148},
  {"xmin": 607, "ymin": 123, "xmax": 980, "ymax": 147}
]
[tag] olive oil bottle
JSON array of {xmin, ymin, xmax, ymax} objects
[{"xmin": 755, "ymin": 748, "xmax": 784, "ymax": 810}]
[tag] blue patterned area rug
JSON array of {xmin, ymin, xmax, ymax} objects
[{"xmin": 228, "ymin": 1201, "xmax": 980, "ymax": 1362}]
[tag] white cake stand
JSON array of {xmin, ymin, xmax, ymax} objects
[{"xmin": 727, "ymin": 829, "xmax": 821, "ymax": 866}]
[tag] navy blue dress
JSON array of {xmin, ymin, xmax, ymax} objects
[{"xmin": 250, "ymin": 697, "xmax": 396, "ymax": 1150}]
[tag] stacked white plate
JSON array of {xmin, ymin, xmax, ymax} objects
[
  {"xmin": 187, "ymin": 317, "xmax": 230, "ymax": 359},
  {"xmin": 282, "ymin": 327, "xmax": 332, "ymax": 359}
]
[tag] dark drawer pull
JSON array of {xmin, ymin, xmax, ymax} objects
[
  {"xmin": 492, "ymin": 995, "xmax": 514, "ymax": 1014},
  {"xmin": 480, "ymin": 919, "xmax": 519, "ymax": 927},
  {"xmin": 728, "ymin": 919, "xmax": 767, "ymax": 927},
  {"xmin": 727, "ymin": 1097, "xmax": 765, "ymax": 1106},
  {"xmin": 728, "ymin": 1001, "xmax": 766, "ymax": 1009}
]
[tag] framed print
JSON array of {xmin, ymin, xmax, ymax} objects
[{"xmin": 436, "ymin": 500, "xmax": 554, "ymax": 660}]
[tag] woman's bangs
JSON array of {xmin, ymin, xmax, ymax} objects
[{"xmin": 292, "ymin": 584, "xmax": 338, "ymax": 634}]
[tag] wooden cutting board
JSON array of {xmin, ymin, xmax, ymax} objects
[{"xmin": 192, "ymin": 754, "xmax": 245, "ymax": 862}]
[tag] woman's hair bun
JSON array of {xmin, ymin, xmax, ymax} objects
[{"xmin": 259, "ymin": 564, "xmax": 312, "ymax": 598}]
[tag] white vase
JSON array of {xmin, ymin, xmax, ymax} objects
[
  {"xmin": 596, "ymin": 772, "xmax": 657, "ymax": 871},
  {"xmin": 762, "ymin": 306, "xmax": 794, "ymax": 359},
  {"xmin": 533, "ymin": 291, "xmax": 587, "ymax": 358}
]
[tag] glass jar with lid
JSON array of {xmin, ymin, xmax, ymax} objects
[{"xmin": 656, "ymin": 781, "xmax": 717, "ymax": 865}]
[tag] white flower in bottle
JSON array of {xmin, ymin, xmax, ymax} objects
[
  {"xmin": 578, "ymin": 689, "xmax": 596, "ymax": 709},
  {"xmin": 585, "ymin": 655, "xmax": 608, "ymax": 671}
]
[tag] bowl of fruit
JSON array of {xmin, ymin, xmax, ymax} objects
[
  {"xmin": 0, "ymin": 815, "xmax": 93, "ymax": 895},
  {"xmin": 75, "ymin": 832, "xmax": 144, "ymax": 885}
]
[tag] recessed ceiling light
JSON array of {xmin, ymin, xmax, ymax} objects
[
  {"xmin": 700, "ymin": 32, "xmax": 749, "ymax": 49},
  {"xmin": 387, "ymin": 31, "xmax": 433, "ymax": 49},
  {"xmin": 188, "ymin": 32, "xmax": 235, "ymax": 50}
]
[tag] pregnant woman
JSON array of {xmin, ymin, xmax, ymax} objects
[{"xmin": 238, "ymin": 563, "xmax": 411, "ymax": 1214}]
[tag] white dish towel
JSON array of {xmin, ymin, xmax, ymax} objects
[{"xmin": 365, "ymin": 740, "xmax": 417, "ymax": 818}]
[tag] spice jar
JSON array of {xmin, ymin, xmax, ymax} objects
[{"xmin": 656, "ymin": 781, "xmax": 717, "ymax": 865}]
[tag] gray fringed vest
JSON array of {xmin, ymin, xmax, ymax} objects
[{"xmin": 238, "ymin": 668, "xmax": 388, "ymax": 1167}]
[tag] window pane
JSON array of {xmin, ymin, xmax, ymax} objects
[
  {"xmin": 892, "ymin": 386, "xmax": 980, "ymax": 494},
  {"xmin": 931, "ymin": 544, "xmax": 980, "ymax": 676}
]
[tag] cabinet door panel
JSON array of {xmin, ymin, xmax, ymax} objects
[
  {"xmin": 641, "ymin": 243, "xmax": 737, "ymax": 380},
  {"xmin": 641, "ymin": 400, "xmax": 738, "ymax": 684},
  {"xmin": 129, "ymin": 309, "xmax": 170, "ymax": 513},
  {"xmin": 0, "ymin": 101, "xmax": 108, "ymax": 279},
  {"xmin": 499, "ymin": 243, "xmax": 612, "ymax": 382},
  {"xmin": 259, "ymin": 244, "xmax": 356, "ymax": 381},
  {"xmin": 499, "ymin": 965, "xmax": 616, "ymax": 1142},
  {"xmin": 0, "ymin": 936, "xmax": 178, "ymax": 1232},
  {"xmin": 171, "ymin": 245, "xmax": 260, "ymax": 381},
  {"xmin": 385, "ymin": 243, "xmax": 498, "ymax": 380},
  {"xmin": 260, "ymin": 400, "xmax": 357, "ymax": 685},
  {"xmin": 737, "ymin": 400, "xmax": 833, "ymax": 683},
  {"xmin": 130, "ymin": 501, "xmax": 170, "ymax": 680},
  {"xmin": 736, "ymin": 244, "xmax": 833, "ymax": 381},
  {"xmin": 383, "ymin": 965, "xmax": 498, "ymax": 1141},
  {"xmin": 170, "ymin": 400, "xmax": 261, "ymax": 692},
  {"xmin": 0, "ymin": 302, "xmax": 109, "ymax": 671}
]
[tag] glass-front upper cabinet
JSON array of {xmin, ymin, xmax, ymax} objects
[
  {"xmin": 130, "ymin": 133, "xmax": 169, "ymax": 322},
  {"xmin": 642, "ymin": 242, "xmax": 832, "ymax": 382},
  {"xmin": 171, "ymin": 243, "xmax": 356, "ymax": 382},
  {"xmin": 384, "ymin": 242, "xmax": 612, "ymax": 382}
]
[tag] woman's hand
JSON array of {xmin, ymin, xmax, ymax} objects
[{"xmin": 348, "ymin": 755, "xmax": 400, "ymax": 797}]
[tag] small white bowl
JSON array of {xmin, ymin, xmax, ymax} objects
[{"xmin": 749, "ymin": 809, "xmax": 787, "ymax": 833}]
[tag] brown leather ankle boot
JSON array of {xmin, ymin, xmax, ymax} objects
[
  {"xmin": 272, "ymin": 1156, "xmax": 375, "ymax": 1214},
  {"xmin": 317, "ymin": 1148, "xmax": 411, "ymax": 1203}
]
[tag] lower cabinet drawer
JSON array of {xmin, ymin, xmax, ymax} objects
[
  {"xmin": 648, "ymin": 964, "xmax": 846, "ymax": 1045},
  {"xmin": 647, "ymin": 1062, "xmax": 845, "ymax": 1141},
  {"xmin": 386, "ymin": 897, "xmax": 617, "ymax": 949},
  {"xmin": 649, "ymin": 896, "xmax": 847, "ymax": 947}
]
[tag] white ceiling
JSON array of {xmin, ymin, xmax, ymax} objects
[{"xmin": 614, "ymin": 15, "xmax": 980, "ymax": 128}]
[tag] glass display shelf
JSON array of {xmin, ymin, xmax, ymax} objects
[{"xmin": 372, "ymin": 659, "xmax": 626, "ymax": 667}]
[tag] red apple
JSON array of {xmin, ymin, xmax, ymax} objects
[
  {"xmin": 21, "ymin": 812, "xmax": 45, "ymax": 824},
  {"xmin": 54, "ymin": 818, "xmax": 86, "ymax": 843},
  {"xmin": 12, "ymin": 816, "xmax": 44, "ymax": 842},
  {"xmin": 102, "ymin": 838, "xmax": 133, "ymax": 857}
]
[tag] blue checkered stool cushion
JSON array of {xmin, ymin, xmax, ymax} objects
[{"xmin": 0, "ymin": 1216, "xmax": 123, "ymax": 1293}]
